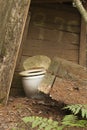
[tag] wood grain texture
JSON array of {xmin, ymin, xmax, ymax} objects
[
  {"xmin": 32, "ymin": 0, "xmax": 72, "ymax": 3},
  {"xmin": 30, "ymin": 6, "xmax": 80, "ymax": 33},
  {"xmin": 16, "ymin": 55, "xmax": 78, "ymax": 73},
  {"xmin": 22, "ymin": 5, "xmax": 80, "ymax": 63},
  {"xmin": 11, "ymin": 4, "xmax": 81, "ymax": 96},
  {"xmin": 23, "ymin": 35, "xmax": 79, "ymax": 62},
  {"xmin": 0, "ymin": 0, "xmax": 31, "ymax": 104},
  {"xmin": 38, "ymin": 57, "xmax": 60, "ymax": 94},
  {"xmin": 38, "ymin": 57, "xmax": 87, "ymax": 104},
  {"xmin": 49, "ymin": 58, "xmax": 87, "ymax": 104},
  {"xmin": 50, "ymin": 77, "xmax": 87, "ymax": 104},
  {"xmin": 38, "ymin": 57, "xmax": 87, "ymax": 95},
  {"xmin": 16, "ymin": 13, "xmax": 31, "ymax": 69},
  {"xmin": 16, "ymin": 5, "xmax": 80, "ymax": 73},
  {"xmin": 79, "ymin": 17, "xmax": 87, "ymax": 67}
]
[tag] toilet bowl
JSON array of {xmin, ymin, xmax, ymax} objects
[{"xmin": 19, "ymin": 68, "xmax": 46, "ymax": 98}]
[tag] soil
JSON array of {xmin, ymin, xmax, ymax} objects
[{"xmin": 0, "ymin": 96, "xmax": 87, "ymax": 130}]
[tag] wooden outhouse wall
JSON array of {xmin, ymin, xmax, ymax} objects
[{"xmin": 10, "ymin": 3, "xmax": 81, "ymax": 96}]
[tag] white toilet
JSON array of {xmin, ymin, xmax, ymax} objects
[{"xmin": 19, "ymin": 68, "xmax": 46, "ymax": 99}]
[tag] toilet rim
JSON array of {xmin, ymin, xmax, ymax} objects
[{"xmin": 19, "ymin": 68, "xmax": 46, "ymax": 77}]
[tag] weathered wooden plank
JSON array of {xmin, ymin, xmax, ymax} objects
[
  {"xmin": 23, "ymin": 38, "xmax": 78, "ymax": 62},
  {"xmin": 15, "ymin": 56, "xmax": 30, "ymax": 71},
  {"xmin": 10, "ymin": 88, "xmax": 25, "ymax": 97},
  {"xmin": 16, "ymin": 12, "xmax": 31, "ymax": 69},
  {"xmin": 12, "ymin": 3, "xmax": 81, "ymax": 96},
  {"xmin": 54, "ymin": 57, "xmax": 87, "ymax": 80},
  {"xmin": 0, "ymin": 1, "xmax": 13, "ymax": 57},
  {"xmin": 38, "ymin": 57, "xmax": 60, "ymax": 94},
  {"xmin": 27, "ymin": 26, "xmax": 79, "ymax": 42},
  {"xmin": 23, "ymin": 40, "xmax": 79, "ymax": 53},
  {"xmin": 39, "ymin": 57, "xmax": 87, "ymax": 104},
  {"xmin": 79, "ymin": 17, "xmax": 87, "ymax": 67},
  {"xmin": 0, "ymin": 0, "xmax": 31, "ymax": 104},
  {"xmin": 17, "ymin": 55, "xmax": 78, "ymax": 72},
  {"xmin": 10, "ymin": 72, "xmax": 24, "ymax": 96},
  {"xmin": 32, "ymin": 0, "xmax": 72, "ymax": 4},
  {"xmin": 22, "ymin": 5, "xmax": 80, "ymax": 64},
  {"xmin": 50, "ymin": 77, "xmax": 87, "ymax": 104},
  {"xmin": 30, "ymin": 7, "xmax": 80, "ymax": 33},
  {"xmin": 11, "ymin": 72, "xmax": 22, "ymax": 89}
]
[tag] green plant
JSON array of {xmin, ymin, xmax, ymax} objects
[
  {"xmin": 22, "ymin": 116, "xmax": 62, "ymax": 130},
  {"xmin": 12, "ymin": 104, "xmax": 87, "ymax": 130},
  {"xmin": 63, "ymin": 104, "xmax": 87, "ymax": 118},
  {"xmin": 21, "ymin": 115, "xmax": 87, "ymax": 130},
  {"xmin": 62, "ymin": 114, "xmax": 87, "ymax": 128}
]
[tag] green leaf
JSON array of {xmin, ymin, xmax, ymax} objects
[
  {"xmin": 11, "ymin": 128, "xmax": 17, "ymax": 130},
  {"xmin": 62, "ymin": 114, "xmax": 78, "ymax": 127},
  {"xmin": 56, "ymin": 126, "xmax": 65, "ymax": 130},
  {"xmin": 76, "ymin": 120, "xmax": 87, "ymax": 127},
  {"xmin": 86, "ymin": 110, "xmax": 87, "ymax": 118},
  {"xmin": 44, "ymin": 125, "xmax": 53, "ymax": 130},
  {"xmin": 43, "ymin": 118, "xmax": 48, "ymax": 122},
  {"xmin": 39, "ymin": 122, "xmax": 48, "ymax": 129},
  {"xmin": 31, "ymin": 118, "xmax": 42, "ymax": 128},
  {"xmin": 82, "ymin": 108, "xmax": 86, "ymax": 118},
  {"xmin": 47, "ymin": 119, "xmax": 53, "ymax": 124},
  {"xmin": 74, "ymin": 106, "xmax": 81, "ymax": 115},
  {"xmin": 63, "ymin": 104, "xmax": 87, "ymax": 119},
  {"xmin": 22, "ymin": 116, "xmax": 34, "ymax": 123},
  {"xmin": 62, "ymin": 115, "xmax": 77, "ymax": 123},
  {"xmin": 52, "ymin": 121, "xmax": 59, "ymax": 127}
]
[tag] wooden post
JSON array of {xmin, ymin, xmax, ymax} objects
[
  {"xmin": 0, "ymin": 0, "xmax": 31, "ymax": 104},
  {"xmin": 16, "ymin": 12, "xmax": 31, "ymax": 69},
  {"xmin": 79, "ymin": 16, "xmax": 87, "ymax": 67}
]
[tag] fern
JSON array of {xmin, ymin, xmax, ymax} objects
[
  {"xmin": 22, "ymin": 115, "xmax": 87, "ymax": 130},
  {"xmin": 12, "ymin": 104, "xmax": 87, "ymax": 130},
  {"xmin": 22, "ymin": 116, "xmax": 59, "ymax": 130},
  {"xmin": 63, "ymin": 104, "xmax": 87, "ymax": 118},
  {"xmin": 62, "ymin": 114, "xmax": 87, "ymax": 128},
  {"xmin": 62, "ymin": 114, "xmax": 77, "ymax": 125}
]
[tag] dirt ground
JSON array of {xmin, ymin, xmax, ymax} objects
[{"xmin": 0, "ymin": 96, "xmax": 87, "ymax": 130}]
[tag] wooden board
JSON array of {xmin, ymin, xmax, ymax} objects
[
  {"xmin": 23, "ymin": 38, "xmax": 79, "ymax": 62},
  {"xmin": 26, "ymin": 25, "xmax": 80, "ymax": 40},
  {"xmin": 30, "ymin": 6, "xmax": 80, "ymax": 33},
  {"xmin": 79, "ymin": 17, "xmax": 87, "ymax": 67},
  {"xmin": 50, "ymin": 77, "xmax": 87, "ymax": 104},
  {"xmin": 32, "ymin": 0, "xmax": 72, "ymax": 3},
  {"xmin": 39, "ymin": 57, "xmax": 87, "ymax": 104},
  {"xmin": 10, "ymin": 72, "xmax": 25, "ymax": 96},
  {"xmin": 38, "ymin": 57, "xmax": 60, "ymax": 94},
  {"xmin": 0, "ymin": 0, "xmax": 31, "ymax": 104},
  {"xmin": 22, "ymin": 5, "xmax": 80, "ymax": 63},
  {"xmin": 11, "ymin": 4, "xmax": 81, "ymax": 96},
  {"xmin": 16, "ymin": 13, "xmax": 31, "ymax": 69}
]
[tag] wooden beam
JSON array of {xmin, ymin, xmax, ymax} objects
[
  {"xmin": 0, "ymin": 0, "xmax": 31, "ymax": 104},
  {"xmin": 16, "ymin": 12, "xmax": 31, "ymax": 69},
  {"xmin": 38, "ymin": 57, "xmax": 60, "ymax": 94},
  {"xmin": 32, "ymin": 0, "xmax": 72, "ymax": 3},
  {"xmin": 39, "ymin": 57, "xmax": 87, "ymax": 104},
  {"xmin": 79, "ymin": 17, "xmax": 87, "ymax": 67}
]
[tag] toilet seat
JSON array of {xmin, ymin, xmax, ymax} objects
[{"xmin": 19, "ymin": 68, "xmax": 46, "ymax": 77}]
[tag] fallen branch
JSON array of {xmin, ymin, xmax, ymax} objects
[{"xmin": 73, "ymin": 0, "xmax": 87, "ymax": 23}]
